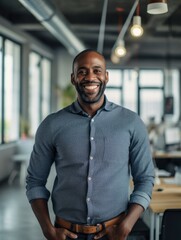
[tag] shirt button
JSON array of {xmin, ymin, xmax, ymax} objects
[
  {"xmin": 87, "ymin": 217, "xmax": 90, "ymax": 220},
  {"xmin": 87, "ymin": 198, "xmax": 90, "ymax": 201},
  {"xmin": 91, "ymin": 119, "xmax": 94, "ymax": 122},
  {"xmin": 90, "ymin": 137, "xmax": 94, "ymax": 140},
  {"xmin": 90, "ymin": 156, "xmax": 93, "ymax": 160},
  {"xmin": 88, "ymin": 177, "xmax": 92, "ymax": 181}
]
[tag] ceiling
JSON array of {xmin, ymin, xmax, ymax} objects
[{"xmin": 0, "ymin": 0, "xmax": 181, "ymax": 66}]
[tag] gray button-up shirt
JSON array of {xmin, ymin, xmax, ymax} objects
[{"xmin": 26, "ymin": 97, "xmax": 155, "ymax": 225}]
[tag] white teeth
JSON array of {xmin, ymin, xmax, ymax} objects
[{"xmin": 84, "ymin": 85, "xmax": 98, "ymax": 90}]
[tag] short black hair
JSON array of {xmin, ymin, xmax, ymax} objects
[{"xmin": 72, "ymin": 49, "xmax": 105, "ymax": 72}]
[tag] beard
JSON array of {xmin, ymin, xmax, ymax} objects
[{"xmin": 75, "ymin": 80, "xmax": 106, "ymax": 104}]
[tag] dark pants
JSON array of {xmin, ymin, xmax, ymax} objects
[{"xmin": 66, "ymin": 234, "xmax": 108, "ymax": 240}]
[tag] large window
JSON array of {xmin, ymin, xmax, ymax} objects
[
  {"xmin": 0, "ymin": 37, "xmax": 21, "ymax": 144},
  {"xmin": 139, "ymin": 70, "xmax": 164, "ymax": 123},
  {"xmin": 29, "ymin": 52, "xmax": 51, "ymax": 136},
  {"xmin": 4, "ymin": 40, "xmax": 21, "ymax": 142},
  {"xmin": 0, "ymin": 40, "xmax": 51, "ymax": 143},
  {"xmin": 106, "ymin": 69, "xmax": 138, "ymax": 112},
  {"xmin": 105, "ymin": 70, "xmax": 122, "ymax": 105},
  {"xmin": 123, "ymin": 70, "xmax": 138, "ymax": 112},
  {"xmin": 105, "ymin": 68, "xmax": 166, "ymax": 124},
  {"xmin": 29, "ymin": 52, "xmax": 41, "ymax": 136}
]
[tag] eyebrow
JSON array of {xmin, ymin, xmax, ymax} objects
[
  {"xmin": 93, "ymin": 65, "xmax": 103, "ymax": 69},
  {"xmin": 77, "ymin": 65, "xmax": 103, "ymax": 71}
]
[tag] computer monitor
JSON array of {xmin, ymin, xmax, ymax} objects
[{"xmin": 165, "ymin": 127, "xmax": 181, "ymax": 151}]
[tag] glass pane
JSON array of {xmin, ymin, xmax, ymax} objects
[
  {"xmin": 42, "ymin": 58, "xmax": 51, "ymax": 119},
  {"xmin": 123, "ymin": 70, "xmax": 138, "ymax": 112},
  {"xmin": 105, "ymin": 89, "xmax": 121, "ymax": 105},
  {"xmin": 167, "ymin": 69, "xmax": 180, "ymax": 122},
  {"xmin": 0, "ymin": 37, "xmax": 2, "ymax": 143},
  {"xmin": 4, "ymin": 40, "xmax": 20, "ymax": 142},
  {"xmin": 29, "ymin": 52, "xmax": 41, "ymax": 136},
  {"xmin": 140, "ymin": 70, "xmax": 164, "ymax": 87},
  {"xmin": 107, "ymin": 69, "xmax": 122, "ymax": 87},
  {"xmin": 140, "ymin": 89, "xmax": 163, "ymax": 124}
]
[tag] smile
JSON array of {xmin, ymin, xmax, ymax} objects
[{"xmin": 84, "ymin": 85, "xmax": 99, "ymax": 90}]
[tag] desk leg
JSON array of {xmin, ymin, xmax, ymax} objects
[
  {"xmin": 155, "ymin": 214, "xmax": 160, "ymax": 240},
  {"xmin": 150, "ymin": 211, "xmax": 155, "ymax": 240},
  {"xmin": 20, "ymin": 162, "xmax": 27, "ymax": 186}
]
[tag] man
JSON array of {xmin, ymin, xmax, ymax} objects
[{"xmin": 26, "ymin": 49, "xmax": 155, "ymax": 240}]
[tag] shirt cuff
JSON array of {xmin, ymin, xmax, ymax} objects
[
  {"xmin": 26, "ymin": 186, "xmax": 50, "ymax": 202},
  {"xmin": 129, "ymin": 190, "xmax": 151, "ymax": 210}
]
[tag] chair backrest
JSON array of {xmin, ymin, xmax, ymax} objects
[
  {"xmin": 160, "ymin": 209, "xmax": 181, "ymax": 240},
  {"xmin": 15, "ymin": 139, "xmax": 34, "ymax": 155}
]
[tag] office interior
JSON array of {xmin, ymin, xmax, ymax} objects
[{"xmin": 0, "ymin": 0, "xmax": 181, "ymax": 239}]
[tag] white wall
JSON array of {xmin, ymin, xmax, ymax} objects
[
  {"xmin": 56, "ymin": 49, "xmax": 73, "ymax": 88},
  {"xmin": 52, "ymin": 49, "xmax": 76, "ymax": 110}
]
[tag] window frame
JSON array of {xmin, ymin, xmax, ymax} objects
[
  {"xmin": 0, "ymin": 35, "xmax": 22, "ymax": 144},
  {"xmin": 28, "ymin": 51, "xmax": 52, "ymax": 137},
  {"xmin": 105, "ymin": 68, "xmax": 166, "ymax": 124}
]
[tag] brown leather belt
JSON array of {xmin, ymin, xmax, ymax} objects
[{"xmin": 55, "ymin": 213, "xmax": 125, "ymax": 234}]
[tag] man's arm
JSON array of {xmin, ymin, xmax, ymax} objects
[
  {"xmin": 95, "ymin": 203, "xmax": 143, "ymax": 240},
  {"xmin": 30, "ymin": 199, "xmax": 54, "ymax": 238},
  {"xmin": 30, "ymin": 199, "xmax": 78, "ymax": 240},
  {"xmin": 115, "ymin": 203, "xmax": 144, "ymax": 239}
]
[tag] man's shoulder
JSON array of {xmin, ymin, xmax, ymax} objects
[
  {"xmin": 109, "ymin": 103, "xmax": 144, "ymax": 129},
  {"xmin": 39, "ymin": 107, "xmax": 70, "ymax": 126},
  {"xmin": 109, "ymin": 102, "xmax": 138, "ymax": 118},
  {"xmin": 49, "ymin": 107, "xmax": 71, "ymax": 120}
]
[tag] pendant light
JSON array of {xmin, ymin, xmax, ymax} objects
[
  {"xmin": 130, "ymin": 4, "xmax": 143, "ymax": 37},
  {"xmin": 131, "ymin": 16, "xmax": 143, "ymax": 37},
  {"xmin": 114, "ymin": 40, "xmax": 127, "ymax": 57},
  {"xmin": 147, "ymin": 0, "xmax": 168, "ymax": 14}
]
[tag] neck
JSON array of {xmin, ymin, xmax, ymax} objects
[{"xmin": 78, "ymin": 96, "xmax": 105, "ymax": 117}]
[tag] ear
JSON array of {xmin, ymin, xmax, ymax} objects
[
  {"xmin": 105, "ymin": 71, "xmax": 109, "ymax": 84},
  {"xmin": 71, "ymin": 73, "xmax": 75, "ymax": 85}
]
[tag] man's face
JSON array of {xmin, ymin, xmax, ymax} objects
[{"xmin": 71, "ymin": 52, "xmax": 109, "ymax": 104}]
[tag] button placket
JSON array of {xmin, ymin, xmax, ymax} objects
[{"xmin": 86, "ymin": 117, "xmax": 96, "ymax": 223}]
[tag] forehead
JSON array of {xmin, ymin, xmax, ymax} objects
[{"xmin": 74, "ymin": 52, "xmax": 106, "ymax": 70}]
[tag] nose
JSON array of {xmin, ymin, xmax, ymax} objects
[{"xmin": 85, "ymin": 70, "xmax": 96, "ymax": 80}]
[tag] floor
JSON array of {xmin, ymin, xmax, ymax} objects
[
  {"xmin": 0, "ymin": 180, "xmax": 46, "ymax": 240},
  {"xmin": 0, "ymin": 174, "xmax": 148, "ymax": 240},
  {"xmin": 0, "ymin": 167, "xmax": 56, "ymax": 240}
]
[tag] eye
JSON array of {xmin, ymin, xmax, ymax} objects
[
  {"xmin": 94, "ymin": 69, "xmax": 102, "ymax": 74},
  {"xmin": 78, "ymin": 69, "xmax": 87, "ymax": 76}
]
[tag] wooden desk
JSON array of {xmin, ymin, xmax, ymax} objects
[
  {"xmin": 149, "ymin": 179, "xmax": 181, "ymax": 240},
  {"xmin": 153, "ymin": 150, "xmax": 181, "ymax": 159}
]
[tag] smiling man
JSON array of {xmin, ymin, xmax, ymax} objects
[{"xmin": 26, "ymin": 49, "xmax": 154, "ymax": 240}]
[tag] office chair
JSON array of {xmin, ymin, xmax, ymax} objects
[
  {"xmin": 8, "ymin": 139, "xmax": 34, "ymax": 185},
  {"xmin": 160, "ymin": 209, "xmax": 181, "ymax": 240}
]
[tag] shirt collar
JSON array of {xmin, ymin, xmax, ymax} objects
[{"xmin": 68, "ymin": 96, "xmax": 116, "ymax": 114}]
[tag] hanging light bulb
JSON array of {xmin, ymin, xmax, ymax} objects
[
  {"xmin": 115, "ymin": 40, "xmax": 126, "ymax": 57},
  {"xmin": 147, "ymin": 0, "xmax": 168, "ymax": 14},
  {"xmin": 130, "ymin": 16, "xmax": 144, "ymax": 37}
]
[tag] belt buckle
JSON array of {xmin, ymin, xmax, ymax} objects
[{"xmin": 96, "ymin": 223, "xmax": 102, "ymax": 233}]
